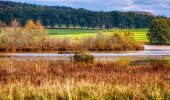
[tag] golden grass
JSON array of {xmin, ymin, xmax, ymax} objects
[
  {"xmin": 0, "ymin": 20, "xmax": 144, "ymax": 52},
  {"xmin": 0, "ymin": 59, "xmax": 169, "ymax": 99}
]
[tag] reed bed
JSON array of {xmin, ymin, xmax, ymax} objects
[
  {"xmin": 0, "ymin": 59, "xmax": 169, "ymax": 99},
  {"xmin": 0, "ymin": 20, "xmax": 144, "ymax": 52}
]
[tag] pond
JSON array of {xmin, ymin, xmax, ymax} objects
[{"xmin": 0, "ymin": 45, "xmax": 169, "ymax": 61}]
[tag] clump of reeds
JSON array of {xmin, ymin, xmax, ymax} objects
[
  {"xmin": 83, "ymin": 29, "xmax": 144, "ymax": 51},
  {"xmin": 0, "ymin": 19, "xmax": 48, "ymax": 52}
]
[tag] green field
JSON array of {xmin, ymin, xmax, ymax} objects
[{"xmin": 48, "ymin": 29, "xmax": 149, "ymax": 43}]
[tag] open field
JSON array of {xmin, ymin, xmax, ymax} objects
[
  {"xmin": 48, "ymin": 29, "xmax": 149, "ymax": 43},
  {"xmin": 0, "ymin": 59, "xmax": 169, "ymax": 99}
]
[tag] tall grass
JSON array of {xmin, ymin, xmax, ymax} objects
[
  {"xmin": 0, "ymin": 20, "xmax": 143, "ymax": 52},
  {"xmin": 0, "ymin": 19, "xmax": 48, "ymax": 52},
  {"xmin": 83, "ymin": 30, "xmax": 144, "ymax": 51},
  {"xmin": 0, "ymin": 59, "xmax": 169, "ymax": 99},
  {"xmin": 0, "ymin": 81, "xmax": 169, "ymax": 100}
]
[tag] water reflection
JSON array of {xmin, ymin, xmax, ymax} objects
[{"xmin": 0, "ymin": 45, "xmax": 169, "ymax": 61}]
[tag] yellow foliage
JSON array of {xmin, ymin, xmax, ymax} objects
[
  {"xmin": 35, "ymin": 20, "xmax": 45, "ymax": 33},
  {"xmin": 25, "ymin": 19, "xmax": 36, "ymax": 29},
  {"xmin": 96, "ymin": 32, "xmax": 109, "ymax": 50},
  {"xmin": 0, "ymin": 19, "xmax": 49, "ymax": 49},
  {"xmin": 11, "ymin": 19, "xmax": 20, "ymax": 28},
  {"xmin": 83, "ymin": 29, "xmax": 143, "ymax": 51}
]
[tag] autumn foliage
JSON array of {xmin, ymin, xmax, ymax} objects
[
  {"xmin": 0, "ymin": 19, "xmax": 48, "ymax": 52},
  {"xmin": 0, "ymin": 59, "xmax": 169, "ymax": 99},
  {"xmin": 0, "ymin": 19, "xmax": 143, "ymax": 52}
]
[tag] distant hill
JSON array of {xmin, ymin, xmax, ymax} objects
[{"xmin": 0, "ymin": 1, "xmax": 155, "ymax": 29}]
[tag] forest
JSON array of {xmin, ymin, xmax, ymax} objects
[{"xmin": 0, "ymin": 1, "xmax": 154, "ymax": 29}]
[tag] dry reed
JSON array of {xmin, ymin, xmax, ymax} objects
[{"xmin": 0, "ymin": 59, "xmax": 169, "ymax": 99}]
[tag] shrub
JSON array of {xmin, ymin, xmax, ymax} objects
[
  {"xmin": 115, "ymin": 58, "xmax": 130, "ymax": 67},
  {"xmin": 73, "ymin": 53, "xmax": 95, "ymax": 63},
  {"xmin": 83, "ymin": 29, "xmax": 143, "ymax": 51}
]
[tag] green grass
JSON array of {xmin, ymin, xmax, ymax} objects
[
  {"xmin": 121, "ymin": 29, "xmax": 149, "ymax": 43},
  {"xmin": 48, "ymin": 29, "xmax": 106, "ymax": 38},
  {"xmin": 48, "ymin": 29, "xmax": 149, "ymax": 43}
]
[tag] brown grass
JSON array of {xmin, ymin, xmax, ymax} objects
[{"xmin": 0, "ymin": 59, "xmax": 169, "ymax": 99}]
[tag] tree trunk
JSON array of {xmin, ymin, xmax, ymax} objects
[
  {"xmin": 106, "ymin": 27, "xmax": 109, "ymax": 30},
  {"xmin": 100, "ymin": 26, "xmax": 102, "ymax": 30},
  {"xmin": 44, "ymin": 25, "xmax": 47, "ymax": 28},
  {"xmin": 59, "ymin": 25, "xmax": 61, "ymax": 29},
  {"xmin": 51, "ymin": 24, "xmax": 54, "ymax": 29},
  {"xmin": 67, "ymin": 25, "xmax": 69, "ymax": 29}
]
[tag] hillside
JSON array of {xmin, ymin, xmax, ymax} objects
[{"xmin": 0, "ymin": 1, "xmax": 154, "ymax": 29}]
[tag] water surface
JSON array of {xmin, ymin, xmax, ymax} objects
[{"xmin": 0, "ymin": 45, "xmax": 169, "ymax": 61}]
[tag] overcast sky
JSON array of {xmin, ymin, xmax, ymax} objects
[{"xmin": 9, "ymin": 0, "xmax": 170, "ymax": 17}]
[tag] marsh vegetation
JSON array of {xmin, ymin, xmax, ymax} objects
[
  {"xmin": 0, "ymin": 1, "xmax": 169, "ymax": 100},
  {"xmin": 0, "ymin": 59, "xmax": 169, "ymax": 99},
  {"xmin": 0, "ymin": 20, "xmax": 144, "ymax": 52}
]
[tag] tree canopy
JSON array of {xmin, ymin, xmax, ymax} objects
[
  {"xmin": 0, "ymin": 1, "xmax": 154, "ymax": 29},
  {"xmin": 148, "ymin": 18, "xmax": 170, "ymax": 45}
]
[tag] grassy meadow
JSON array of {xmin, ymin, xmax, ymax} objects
[
  {"xmin": 0, "ymin": 59, "xmax": 170, "ymax": 99},
  {"xmin": 48, "ymin": 29, "xmax": 149, "ymax": 43}
]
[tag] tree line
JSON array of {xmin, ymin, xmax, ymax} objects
[{"xmin": 0, "ymin": 1, "xmax": 154, "ymax": 29}]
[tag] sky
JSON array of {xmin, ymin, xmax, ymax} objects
[{"xmin": 9, "ymin": 0, "xmax": 170, "ymax": 17}]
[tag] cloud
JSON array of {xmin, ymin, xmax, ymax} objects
[{"xmin": 10, "ymin": 0, "xmax": 170, "ymax": 17}]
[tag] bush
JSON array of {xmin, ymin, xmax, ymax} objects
[
  {"xmin": 73, "ymin": 53, "xmax": 95, "ymax": 63},
  {"xmin": 115, "ymin": 58, "xmax": 130, "ymax": 67},
  {"xmin": 148, "ymin": 18, "xmax": 170, "ymax": 45},
  {"xmin": 83, "ymin": 29, "xmax": 143, "ymax": 51}
]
